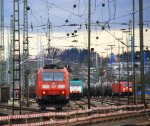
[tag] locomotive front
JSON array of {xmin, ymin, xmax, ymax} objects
[
  {"xmin": 70, "ymin": 80, "xmax": 84, "ymax": 99},
  {"xmin": 36, "ymin": 65, "xmax": 70, "ymax": 109}
]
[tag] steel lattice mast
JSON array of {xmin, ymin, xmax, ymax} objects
[
  {"xmin": 12, "ymin": 0, "xmax": 21, "ymax": 115},
  {"xmin": 0, "ymin": 0, "xmax": 5, "ymax": 84},
  {"xmin": 10, "ymin": 15, "xmax": 13, "ymax": 96},
  {"xmin": 22, "ymin": 0, "xmax": 29, "ymax": 106}
]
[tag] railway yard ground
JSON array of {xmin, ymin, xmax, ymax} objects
[{"xmin": 0, "ymin": 97, "xmax": 150, "ymax": 125}]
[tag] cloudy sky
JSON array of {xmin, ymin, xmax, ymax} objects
[{"xmin": 3, "ymin": 0, "xmax": 150, "ymax": 57}]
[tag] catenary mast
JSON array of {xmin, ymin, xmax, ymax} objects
[
  {"xmin": 10, "ymin": 15, "xmax": 13, "ymax": 95},
  {"xmin": 23, "ymin": 0, "xmax": 30, "ymax": 106},
  {"xmin": 12, "ymin": 0, "xmax": 21, "ymax": 114},
  {"xmin": 0, "ymin": 0, "xmax": 5, "ymax": 85}
]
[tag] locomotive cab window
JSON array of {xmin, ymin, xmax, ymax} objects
[
  {"xmin": 123, "ymin": 83, "xmax": 132, "ymax": 87},
  {"xmin": 54, "ymin": 72, "xmax": 64, "ymax": 81},
  {"xmin": 42, "ymin": 72, "xmax": 64, "ymax": 81},
  {"xmin": 42, "ymin": 72, "xmax": 53, "ymax": 81}
]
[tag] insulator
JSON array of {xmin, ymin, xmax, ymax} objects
[
  {"xmin": 26, "ymin": 6, "xmax": 30, "ymax": 10},
  {"xmin": 85, "ymin": 24, "xmax": 87, "ymax": 29},
  {"xmin": 102, "ymin": 3, "xmax": 105, "ymax": 7},
  {"xmin": 96, "ymin": 21, "xmax": 99, "ymax": 24},
  {"xmin": 65, "ymin": 19, "xmax": 68, "ymax": 23},
  {"xmin": 102, "ymin": 26, "xmax": 105, "ymax": 30},
  {"xmin": 31, "ymin": 23, "xmax": 33, "ymax": 31},
  {"xmin": 74, "ymin": 30, "xmax": 77, "ymax": 33},
  {"xmin": 73, "ymin": 4, "xmax": 77, "ymax": 8}
]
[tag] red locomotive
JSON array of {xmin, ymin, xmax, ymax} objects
[
  {"xmin": 36, "ymin": 64, "xmax": 70, "ymax": 110},
  {"xmin": 112, "ymin": 81, "xmax": 133, "ymax": 97}
]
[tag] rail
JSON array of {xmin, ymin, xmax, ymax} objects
[{"xmin": 0, "ymin": 104, "xmax": 149, "ymax": 126}]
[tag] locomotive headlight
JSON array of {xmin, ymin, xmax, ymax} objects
[
  {"xmin": 52, "ymin": 82, "xmax": 55, "ymax": 85},
  {"xmin": 42, "ymin": 85, "xmax": 50, "ymax": 89},
  {"xmin": 62, "ymin": 91, "xmax": 65, "ymax": 94},
  {"xmin": 58, "ymin": 85, "xmax": 65, "ymax": 89},
  {"xmin": 42, "ymin": 91, "xmax": 46, "ymax": 94}
]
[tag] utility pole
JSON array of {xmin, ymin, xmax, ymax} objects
[
  {"xmin": 105, "ymin": 48, "xmax": 110, "ymax": 97},
  {"xmin": 107, "ymin": 44, "xmax": 115, "ymax": 82},
  {"xmin": 0, "ymin": 0, "xmax": 5, "ymax": 85},
  {"xmin": 47, "ymin": 18, "xmax": 51, "ymax": 55},
  {"xmin": 87, "ymin": 0, "xmax": 91, "ymax": 109},
  {"xmin": 122, "ymin": 20, "xmax": 131, "ymax": 105},
  {"xmin": 36, "ymin": 29, "xmax": 40, "ymax": 70},
  {"xmin": 132, "ymin": 0, "xmax": 136, "ymax": 105},
  {"xmin": 125, "ymin": 31, "xmax": 130, "ymax": 105},
  {"xmin": 116, "ymin": 39, "xmax": 121, "ymax": 103},
  {"xmin": 6, "ymin": 27, "xmax": 10, "ymax": 85},
  {"xmin": 47, "ymin": 18, "xmax": 54, "ymax": 64},
  {"xmin": 139, "ymin": 0, "xmax": 145, "ymax": 106},
  {"xmin": 99, "ymin": 51, "xmax": 105, "ymax": 103},
  {"xmin": 128, "ymin": 20, "xmax": 131, "ymax": 105},
  {"xmin": 122, "ymin": 47, "xmax": 125, "ymax": 78}
]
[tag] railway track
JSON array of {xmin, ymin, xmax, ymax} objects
[
  {"xmin": 0, "ymin": 103, "xmax": 149, "ymax": 126},
  {"xmin": 91, "ymin": 96, "xmax": 135, "ymax": 106},
  {"xmin": 0, "ymin": 98, "xmax": 150, "ymax": 126},
  {"xmin": 1, "ymin": 96, "xmax": 149, "ymax": 115},
  {"xmin": 0, "ymin": 98, "xmax": 123, "ymax": 116},
  {"xmin": 0, "ymin": 103, "xmax": 40, "ymax": 115}
]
